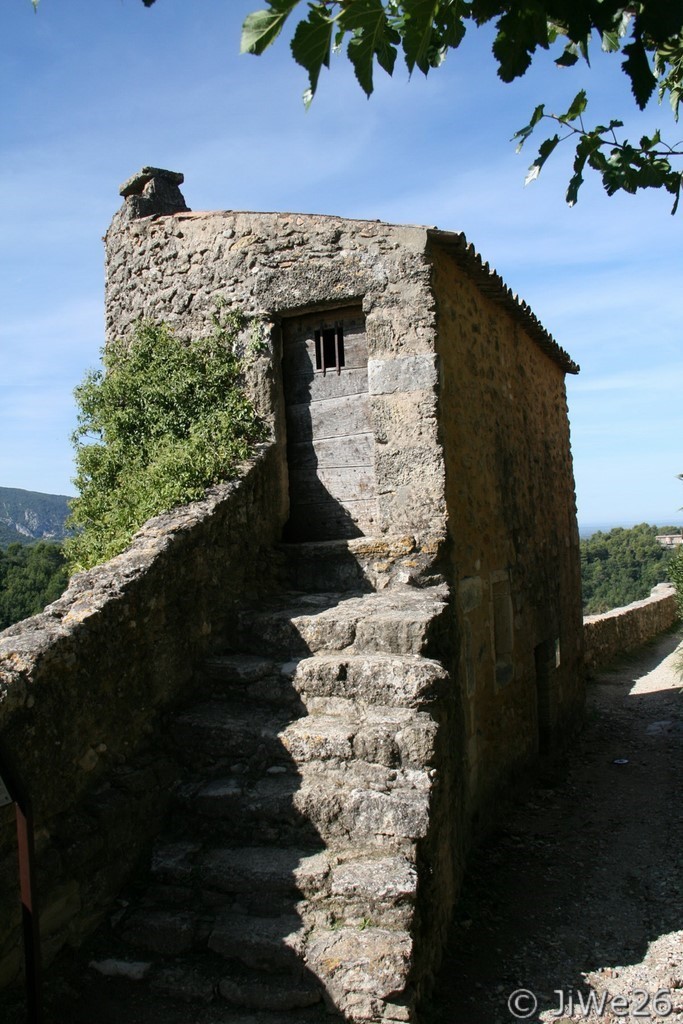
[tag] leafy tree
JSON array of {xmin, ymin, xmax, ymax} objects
[
  {"xmin": 668, "ymin": 547, "xmax": 683, "ymax": 615},
  {"xmin": 233, "ymin": 1, "xmax": 683, "ymax": 211},
  {"xmin": 65, "ymin": 312, "xmax": 267, "ymax": 573},
  {"xmin": 668, "ymin": 472, "xmax": 683, "ymax": 614},
  {"xmin": 580, "ymin": 522, "xmax": 679, "ymax": 614},
  {"xmin": 0, "ymin": 541, "xmax": 68, "ymax": 631}
]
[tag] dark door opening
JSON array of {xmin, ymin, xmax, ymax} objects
[{"xmin": 282, "ymin": 308, "xmax": 378, "ymax": 542}]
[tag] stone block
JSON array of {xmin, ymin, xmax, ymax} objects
[
  {"xmin": 368, "ymin": 355, "xmax": 438, "ymax": 395},
  {"xmin": 306, "ymin": 926, "xmax": 413, "ymax": 1013},
  {"xmin": 458, "ymin": 576, "xmax": 483, "ymax": 613}
]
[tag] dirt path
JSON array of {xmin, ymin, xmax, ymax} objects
[{"xmin": 427, "ymin": 628, "xmax": 683, "ymax": 1024}]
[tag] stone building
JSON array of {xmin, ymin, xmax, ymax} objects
[
  {"xmin": 0, "ymin": 168, "xmax": 584, "ymax": 1022},
  {"xmin": 107, "ymin": 168, "xmax": 584, "ymax": 814}
]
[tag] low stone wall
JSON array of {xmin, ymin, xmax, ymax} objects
[
  {"xmin": 0, "ymin": 444, "xmax": 286, "ymax": 986},
  {"xmin": 583, "ymin": 583, "xmax": 680, "ymax": 672}
]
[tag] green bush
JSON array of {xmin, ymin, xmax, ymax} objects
[{"xmin": 65, "ymin": 312, "xmax": 267, "ymax": 572}]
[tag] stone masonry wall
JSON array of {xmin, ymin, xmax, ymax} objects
[
  {"xmin": 104, "ymin": 196, "xmax": 585, "ymax": 848},
  {"xmin": 583, "ymin": 583, "xmax": 680, "ymax": 672},
  {"xmin": 429, "ymin": 243, "xmax": 584, "ymax": 822},
  {"xmin": 0, "ymin": 445, "xmax": 287, "ymax": 986},
  {"xmin": 104, "ymin": 207, "xmax": 446, "ymax": 551}
]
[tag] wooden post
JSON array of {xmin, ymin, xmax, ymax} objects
[{"xmin": 0, "ymin": 743, "xmax": 43, "ymax": 1024}]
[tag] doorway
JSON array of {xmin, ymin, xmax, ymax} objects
[{"xmin": 282, "ymin": 307, "xmax": 378, "ymax": 541}]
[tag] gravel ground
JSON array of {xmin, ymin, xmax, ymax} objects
[{"xmin": 427, "ymin": 628, "xmax": 683, "ymax": 1024}]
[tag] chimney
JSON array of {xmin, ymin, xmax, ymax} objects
[{"xmin": 118, "ymin": 167, "xmax": 190, "ymax": 219}]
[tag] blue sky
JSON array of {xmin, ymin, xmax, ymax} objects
[{"xmin": 2, "ymin": 0, "xmax": 682, "ymax": 528}]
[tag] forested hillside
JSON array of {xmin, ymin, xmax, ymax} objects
[
  {"xmin": 581, "ymin": 523, "xmax": 679, "ymax": 615},
  {"xmin": 0, "ymin": 542, "xmax": 68, "ymax": 631},
  {"xmin": 0, "ymin": 487, "xmax": 71, "ymax": 630},
  {"xmin": 0, "ymin": 486, "xmax": 71, "ymax": 544}
]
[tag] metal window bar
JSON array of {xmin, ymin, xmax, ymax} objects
[
  {"xmin": 315, "ymin": 325, "xmax": 344, "ymax": 376},
  {"xmin": 334, "ymin": 323, "xmax": 341, "ymax": 375}
]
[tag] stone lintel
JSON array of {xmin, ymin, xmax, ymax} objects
[{"xmin": 119, "ymin": 167, "xmax": 185, "ymax": 198}]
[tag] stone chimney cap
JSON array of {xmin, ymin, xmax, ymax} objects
[{"xmin": 119, "ymin": 167, "xmax": 185, "ymax": 198}]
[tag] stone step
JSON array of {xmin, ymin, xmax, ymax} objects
[
  {"xmin": 201, "ymin": 650, "xmax": 448, "ymax": 716},
  {"xmin": 208, "ymin": 912, "xmax": 307, "ymax": 972},
  {"xmin": 235, "ymin": 584, "xmax": 449, "ymax": 659},
  {"xmin": 201, "ymin": 654, "xmax": 303, "ymax": 710},
  {"xmin": 325, "ymin": 852, "xmax": 418, "ymax": 930},
  {"xmin": 175, "ymin": 775, "xmax": 301, "ymax": 840},
  {"xmin": 171, "ymin": 700, "xmax": 438, "ymax": 773},
  {"xmin": 278, "ymin": 535, "xmax": 441, "ymax": 594},
  {"xmin": 170, "ymin": 702, "xmax": 293, "ymax": 770},
  {"xmin": 115, "ymin": 908, "xmax": 311, "ymax": 976},
  {"xmin": 278, "ymin": 539, "xmax": 372, "ymax": 594},
  {"xmin": 117, "ymin": 906, "xmax": 212, "ymax": 956},
  {"xmin": 81, "ymin": 958, "xmax": 335, "ymax": 1023},
  {"xmin": 93, "ymin": 943, "xmax": 325, "ymax": 1013},
  {"xmin": 306, "ymin": 925, "xmax": 416, "ymax": 1023},
  {"xmin": 217, "ymin": 962, "xmax": 323, "ymax": 1012},
  {"xmin": 198, "ymin": 846, "xmax": 330, "ymax": 900},
  {"xmin": 284, "ymin": 652, "xmax": 448, "ymax": 708},
  {"xmin": 171, "ymin": 763, "xmax": 432, "ymax": 846},
  {"xmin": 280, "ymin": 705, "xmax": 438, "ymax": 770},
  {"xmin": 148, "ymin": 842, "xmax": 417, "ymax": 928}
]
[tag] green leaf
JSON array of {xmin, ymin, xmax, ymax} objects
[
  {"xmin": 622, "ymin": 35, "xmax": 656, "ymax": 110},
  {"xmin": 655, "ymin": 36, "xmax": 683, "ymax": 123},
  {"xmin": 555, "ymin": 42, "xmax": 579, "ymax": 67},
  {"xmin": 640, "ymin": 130, "xmax": 661, "ymax": 151},
  {"xmin": 566, "ymin": 133, "xmax": 602, "ymax": 207},
  {"xmin": 512, "ymin": 103, "xmax": 545, "ymax": 152},
  {"xmin": 341, "ymin": 0, "xmax": 399, "ymax": 95},
  {"xmin": 401, "ymin": 0, "xmax": 442, "ymax": 75},
  {"xmin": 433, "ymin": 0, "xmax": 470, "ymax": 51},
  {"xmin": 638, "ymin": 4, "xmax": 683, "ymax": 48},
  {"xmin": 601, "ymin": 30, "xmax": 620, "ymax": 53},
  {"xmin": 493, "ymin": 2, "xmax": 550, "ymax": 83},
  {"xmin": 559, "ymin": 89, "xmax": 587, "ymax": 124},
  {"xmin": 290, "ymin": 6, "xmax": 335, "ymax": 100},
  {"xmin": 525, "ymin": 133, "xmax": 559, "ymax": 185},
  {"xmin": 240, "ymin": 1, "xmax": 300, "ymax": 56}
]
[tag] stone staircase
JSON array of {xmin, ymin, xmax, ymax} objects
[{"xmin": 75, "ymin": 542, "xmax": 452, "ymax": 1023}]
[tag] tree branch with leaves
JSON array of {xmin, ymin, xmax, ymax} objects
[{"xmin": 232, "ymin": 0, "xmax": 683, "ymax": 211}]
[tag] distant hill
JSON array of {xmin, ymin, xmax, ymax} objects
[{"xmin": 0, "ymin": 487, "xmax": 73, "ymax": 546}]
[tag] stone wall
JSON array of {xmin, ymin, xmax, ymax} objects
[
  {"xmin": 429, "ymin": 242, "xmax": 584, "ymax": 820},
  {"xmin": 583, "ymin": 583, "xmax": 680, "ymax": 671},
  {"xmin": 0, "ymin": 445, "xmax": 287, "ymax": 985},
  {"xmin": 104, "ymin": 206, "xmax": 446, "ymax": 549}
]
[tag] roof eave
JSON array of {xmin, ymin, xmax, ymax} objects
[{"xmin": 427, "ymin": 228, "xmax": 580, "ymax": 376}]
